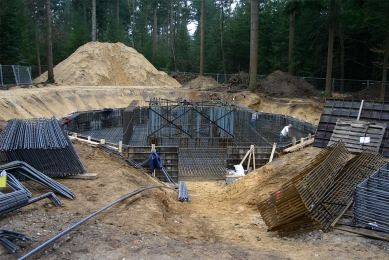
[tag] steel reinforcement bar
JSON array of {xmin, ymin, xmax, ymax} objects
[{"xmin": 258, "ymin": 141, "xmax": 349, "ymax": 232}]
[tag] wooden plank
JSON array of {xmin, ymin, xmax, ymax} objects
[
  {"xmin": 330, "ymin": 135, "xmax": 383, "ymax": 143},
  {"xmin": 283, "ymin": 138, "xmax": 314, "ymax": 153},
  {"xmin": 269, "ymin": 143, "xmax": 277, "ymax": 162},
  {"xmin": 65, "ymin": 173, "xmax": 98, "ymax": 180},
  {"xmin": 333, "ymin": 128, "xmax": 385, "ymax": 135}
]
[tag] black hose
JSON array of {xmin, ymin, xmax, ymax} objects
[{"xmin": 18, "ymin": 185, "xmax": 175, "ymax": 260}]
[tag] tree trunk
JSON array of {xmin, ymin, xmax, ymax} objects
[
  {"xmin": 117, "ymin": 0, "xmax": 120, "ymax": 23},
  {"xmin": 92, "ymin": 0, "xmax": 96, "ymax": 41},
  {"xmin": 170, "ymin": 0, "xmax": 177, "ymax": 71},
  {"xmin": 249, "ymin": 0, "xmax": 259, "ymax": 91},
  {"xmin": 380, "ymin": 2, "xmax": 389, "ymax": 101},
  {"xmin": 33, "ymin": 2, "xmax": 41, "ymax": 76},
  {"xmin": 46, "ymin": 0, "xmax": 54, "ymax": 81},
  {"xmin": 338, "ymin": 0, "xmax": 345, "ymax": 93},
  {"xmin": 132, "ymin": 0, "xmax": 135, "ymax": 48},
  {"xmin": 325, "ymin": 0, "xmax": 335, "ymax": 97},
  {"xmin": 153, "ymin": 3, "xmax": 157, "ymax": 63},
  {"xmin": 288, "ymin": 0, "xmax": 295, "ymax": 75},
  {"xmin": 200, "ymin": 0, "xmax": 205, "ymax": 76},
  {"xmin": 83, "ymin": 0, "xmax": 87, "ymax": 27},
  {"xmin": 220, "ymin": 4, "xmax": 227, "ymax": 83}
]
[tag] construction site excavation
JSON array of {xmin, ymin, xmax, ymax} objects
[{"xmin": 1, "ymin": 42, "xmax": 389, "ymax": 260}]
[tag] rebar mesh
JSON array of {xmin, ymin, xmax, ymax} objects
[
  {"xmin": 309, "ymin": 150, "xmax": 387, "ymax": 232},
  {"xmin": 0, "ymin": 118, "xmax": 85, "ymax": 177},
  {"xmin": 258, "ymin": 141, "xmax": 350, "ymax": 232},
  {"xmin": 179, "ymin": 148, "xmax": 227, "ymax": 176},
  {"xmin": 352, "ymin": 163, "xmax": 389, "ymax": 233}
]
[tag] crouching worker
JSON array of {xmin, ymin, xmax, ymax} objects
[{"xmin": 280, "ymin": 124, "xmax": 292, "ymax": 143}]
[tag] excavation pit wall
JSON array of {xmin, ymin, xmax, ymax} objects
[{"xmin": 64, "ymin": 103, "xmax": 317, "ymax": 181}]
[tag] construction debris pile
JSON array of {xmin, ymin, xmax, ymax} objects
[
  {"xmin": 227, "ymin": 72, "xmax": 250, "ymax": 91},
  {"xmin": 258, "ymin": 141, "xmax": 388, "ymax": 237},
  {"xmin": 0, "ymin": 118, "xmax": 85, "ymax": 177}
]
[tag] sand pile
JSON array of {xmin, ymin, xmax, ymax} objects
[
  {"xmin": 182, "ymin": 76, "xmax": 221, "ymax": 90},
  {"xmin": 34, "ymin": 42, "xmax": 181, "ymax": 87},
  {"xmin": 258, "ymin": 70, "xmax": 320, "ymax": 98}
]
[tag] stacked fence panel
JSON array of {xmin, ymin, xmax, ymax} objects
[
  {"xmin": 0, "ymin": 117, "xmax": 85, "ymax": 177},
  {"xmin": 352, "ymin": 163, "xmax": 389, "ymax": 233}
]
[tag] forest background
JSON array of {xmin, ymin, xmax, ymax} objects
[{"xmin": 1, "ymin": 0, "xmax": 389, "ymax": 87}]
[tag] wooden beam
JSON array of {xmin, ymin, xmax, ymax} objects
[
  {"xmin": 283, "ymin": 138, "xmax": 314, "ymax": 153},
  {"xmin": 269, "ymin": 143, "xmax": 277, "ymax": 162}
]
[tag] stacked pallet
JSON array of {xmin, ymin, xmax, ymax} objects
[{"xmin": 328, "ymin": 119, "xmax": 386, "ymax": 153}]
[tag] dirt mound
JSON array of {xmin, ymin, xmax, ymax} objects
[
  {"xmin": 170, "ymin": 72, "xmax": 197, "ymax": 85},
  {"xmin": 182, "ymin": 76, "xmax": 221, "ymax": 90},
  {"xmin": 258, "ymin": 70, "xmax": 320, "ymax": 98},
  {"xmin": 34, "ymin": 42, "xmax": 181, "ymax": 87},
  {"xmin": 352, "ymin": 82, "xmax": 389, "ymax": 101},
  {"xmin": 224, "ymin": 146, "xmax": 324, "ymax": 206}
]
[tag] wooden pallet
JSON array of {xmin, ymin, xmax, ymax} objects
[{"xmin": 328, "ymin": 119, "xmax": 386, "ymax": 153}]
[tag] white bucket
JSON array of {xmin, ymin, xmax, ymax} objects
[{"xmin": 234, "ymin": 164, "xmax": 245, "ymax": 176}]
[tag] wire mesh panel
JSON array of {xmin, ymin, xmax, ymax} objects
[
  {"xmin": 178, "ymin": 148, "xmax": 227, "ymax": 179},
  {"xmin": 0, "ymin": 65, "xmax": 32, "ymax": 85},
  {"xmin": 353, "ymin": 163, "xmax": 389, "ymax": 233},
  {"xmin": 258, "ymin": 141, "xmax": 349, "ymax": 233},
  {"xmin": 309, "ymin": 150, "xmax": 387, "ymax": 232}
]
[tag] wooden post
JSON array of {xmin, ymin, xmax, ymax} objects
[
  {"xmin": 100, "ymin": 139, "xmax": 105, "ymax": 144},
  {"xmin": 119, "ymin": 141, "xmax": 122, "ymax": 153},
  {"xmin": 240, "ymin": 149, "xmax": 251, "ymax": 165},
  {"xmin": 247, "ymin": 148, "xmax": 252, "ymax": 172},
  {"xmin": 269, "ymin": 143, "xmax": 277, "ymax": 162},
  {"xmin": 252, "ymin": 145, "xmax": 256, "ymax": 170},
  {"xmin": 88, "ymin": 136, "xmax": 91, "ymax": 141},
  {"xmin": 292, "ymin": 136, "xmax": 296, "ymax": 146},
  {"xmin": 300, "ymin": 137, "xmax": 304, "ymax": 144}
]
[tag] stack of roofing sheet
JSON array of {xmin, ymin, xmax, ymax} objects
[{"xmin": 0, "ymin": 117, "xmax": 85, "ymax": 177}]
